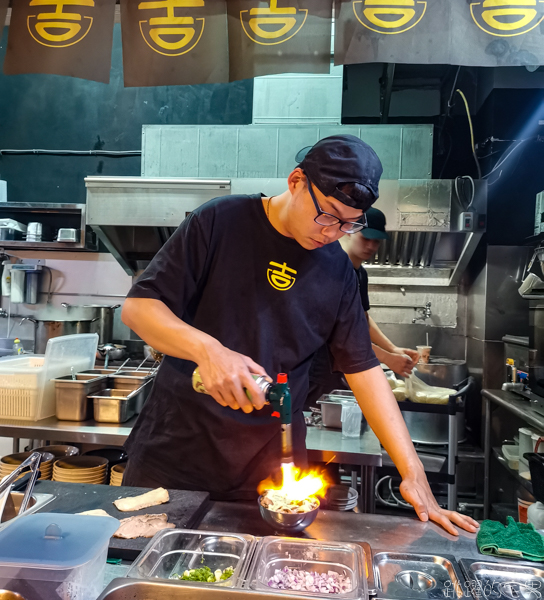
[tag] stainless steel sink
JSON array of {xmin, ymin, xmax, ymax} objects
[
  {"xmin": 98, "ymin": 579, "xmax": 305, "ymax": 600},
  {"xmin": 0, "ymin": 492, "xmax": 54, "ymax": 525}
]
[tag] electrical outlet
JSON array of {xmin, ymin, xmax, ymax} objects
[{"xmin": 459, "ymin": 211, "xmax": 475, "ymax": 232}]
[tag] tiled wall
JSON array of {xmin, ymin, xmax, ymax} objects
[{"xmin": 0, "ymin": 251, "xmax": 134, "ymax": 347}]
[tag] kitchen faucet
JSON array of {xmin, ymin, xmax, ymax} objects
[{"xmin": 412, "ymin": 302, "xmax": 432, "ymax": 324}]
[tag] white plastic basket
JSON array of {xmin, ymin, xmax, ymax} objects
[{"xmin": 0, "ymin": 334, "xmax": 98, "ymax": 421}]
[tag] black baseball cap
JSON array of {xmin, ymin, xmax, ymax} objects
[
  {"xmin": 361, "ymin": 208, "xmax": 389, "ymax": 240},
  {"xmin": 295, "ymin": 134, "xmax": 383, "ymax": 212}
]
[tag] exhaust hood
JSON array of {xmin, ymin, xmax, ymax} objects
[{"xmin": 85, "ymin": 176, "xmax": 486, "ymax": 285}]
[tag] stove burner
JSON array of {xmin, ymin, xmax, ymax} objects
[{"xmin": 396, "ymin": 570, "xmax": 436, "ymax": 592}]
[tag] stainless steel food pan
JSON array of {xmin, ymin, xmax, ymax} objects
[
  {"xmin": 91, "ymin": 379, "xmax": 153, "ymax": 423},
  {"xmin": 460, "ymin": 558, "xmax": 544, "ymax": 600},
  {"xmin": 373, "ymin": 552, "xmax": 467, "ymax": 599},
  {"xmin": 125, "ymin": 528, "xmax": 255, "ymax": 588},
  {"xmin": 110, "ymin": 373, "xmax": 155, "ymax": 413},
  {"xmin": 54, "ymin": 374, "xmax": 108, "ymax": 421},
  {"xmin": 248, "ymin": 536, "xmax": 366, "ymax": 599},
  {"xmin": 317, "ymin": 391, "xmax": 356, "ymax": 429}
]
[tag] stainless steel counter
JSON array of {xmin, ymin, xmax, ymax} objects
[
  {"xmin": 0, "ymin": 415, "xmax": 381, "ymax": 511},
  {"xmin": 198, "ymin": 500, "xmax": 482, "ymax": 560},
  {"xmin": 0, "ymin": 416, "xmax": 381, "ymax": 464}
]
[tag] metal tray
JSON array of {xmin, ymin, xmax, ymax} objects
[
  {"xmin": 90, "ymin": 386, "xmax": 142, "ymax": 423},
  {"xmin": 460, "ymin": 558, "xmax": 544, "ymax": 600},
  {"xmin": 248, "ymin": 536, "xmax": 367, "ymax": 599},
  {"xmin": 317, "ymin": 391, "xmax": 357, "ymax": 429},
  {"xmin": 110, "ymin": 373, "xmax": 155, "ymax": 413},
  {"xmin": 54, "ymin": 374, "xmax": 108, "ymax": 421},
  {"xmin": 125, "ymin": 529, "xmax": 255, "ymax": 588},
  {"xmin": 373, "ymin": 552, "xmax": 467, "ymax": 599}
]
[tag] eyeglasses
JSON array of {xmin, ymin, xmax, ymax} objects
[{"xmin": 307, "ymin": 178, "xmax": 367, "ymax": 234}]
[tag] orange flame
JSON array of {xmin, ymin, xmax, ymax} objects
[{"xmin": 258, "ymin": 462, "xmax": 329, "ymax": 501}]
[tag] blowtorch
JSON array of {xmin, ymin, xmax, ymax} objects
[{"xmin": 192, "ymin": 368, "xmax": 293, "ymax": 465}]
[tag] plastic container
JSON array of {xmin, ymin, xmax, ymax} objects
[
  {"xmin": 502, "ymin": 444, "xmax": 519, "ymax": 470},
  {"xmin": 0, "ymin": 512, "xmax": 119, "ymax": 600},
  {"xmin": 126, "ymin": 529, "xmax": 255, "ymax": 587},
  {"xmin": 11, "ymin": 339, "xmax": 23, "ymax": 356},
  {"xmin": 341, "ymin": 402, "xmax": 362, "ymax": 438},
  {"xmin": 249, "ymin": 536, "xmax": 367, "ymax": 599},
  {"xmin": 0, "ymin": 334, "xmax": 98, "ymax": 420},
  {"xmin": 519, "ymin": 427, "xmax": 544, "ymax": 472}
]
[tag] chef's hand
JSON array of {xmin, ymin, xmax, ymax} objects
[
  {"xmin": 197, "ymin": 342, "xmax": 270, "ymax": 414},
  {"xmin": 399, "ymin": 469, "xmax": 479, "ymax": 536},
  {"xmin": 384, "ymin": 348, "xmax": 419, "ymax": 377}
]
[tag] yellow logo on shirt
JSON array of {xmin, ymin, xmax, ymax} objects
[
  {"xmin": 267, "ymin": 261, "xmax": 297, "ymax": 291},
  {"xmin": 353, "ymin": 0, "xmax": 427, "ymax": 35},
  {"xmin": 470, "ymin": 0, "xmax": 544, "ymax": 37}
]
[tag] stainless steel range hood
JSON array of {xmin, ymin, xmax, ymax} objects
[
  {"xmin": 85, "ymin": 176, "xmax": 486, "ymax": 285},
  {"xmin": 85, "ymin": 177, "xmax": 231, "ymax": 275}
]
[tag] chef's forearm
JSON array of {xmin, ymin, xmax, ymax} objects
[
  {"xmin": 345, "ymin": 367, "xmax": 424, "ymax": 478},
  {"xmin": 368, "ymin": 316, "xmax": 396, "ymax": 353},
  {"xmin": 122, "ymin": 297, "xmax": 221, "ymax": 364}
]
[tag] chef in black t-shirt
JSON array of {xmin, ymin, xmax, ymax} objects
[{"xmin": 121, "ymin": 135, "xmax": 478, "ymax": 536}]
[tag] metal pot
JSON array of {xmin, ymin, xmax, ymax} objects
[
  {"xmin": 27, "ymin": 318, "xmax": 99, "ymax": 354},
  {"xmin": 62, "ymin": 303, "xmax": 120, "ymax": 345},
  {"xmin": 402, "ymin": 359, "xmax": 469, "ymax": 445}
]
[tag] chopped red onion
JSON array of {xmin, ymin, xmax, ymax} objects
[{"xmin": 267, "ymin": 566, "xmax": 352, "ymax": 594}]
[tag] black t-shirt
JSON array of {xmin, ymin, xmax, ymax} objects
[
  {"xmin": 125, "ymin": 194, "xmax": 379, "ymax": 499},
  {"xmin": 356, "ymin": 266, "xmax": 370, "ymax": 312},
  {"xmin": 306, "ymin": 266, "xmax": 371, "ymax": 404}
]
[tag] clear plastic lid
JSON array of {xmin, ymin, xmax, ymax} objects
[{"xmin": 0, "ymin": 513, "xmax": 119, "ymax": 569}]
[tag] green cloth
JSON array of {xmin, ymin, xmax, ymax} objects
[{"xmin": 477, "ymin": 516, "xmax": 544, "ymax": 562}]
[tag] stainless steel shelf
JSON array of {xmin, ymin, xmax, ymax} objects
[{"xmin": 493, "ymin": 446, "xmax": 533, "ymax": 495}]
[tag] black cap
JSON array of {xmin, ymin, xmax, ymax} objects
[
  {"xmin": 361, "ymin": 208, "xmax": 389, "ymax": 240},
  {"xmin": 295, "ymin": 134, "xmax": 383, "ymax": 211}
]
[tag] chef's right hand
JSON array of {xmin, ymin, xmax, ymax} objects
[
  {"xmin": 197, "ymin": 342, "xmax": 271, "ymax": 413},
  {"xmin": 384, "ymin": 351, "xmax": 415, "ymax": 378}
]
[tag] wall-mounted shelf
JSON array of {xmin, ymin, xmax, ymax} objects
[{"xmin": 0, "ymin": 203, "xmax": 97, "ymax": 252}]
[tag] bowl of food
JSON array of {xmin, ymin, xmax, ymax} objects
[{"xmin": 258, "ymin": 490, "xmax": 319, "ymax": 533}]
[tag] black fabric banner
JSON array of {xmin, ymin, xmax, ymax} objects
[
  {"xmin": 335, "ymin": 0, "xmax": 544, "ymax": 68},
  {"xmin": 0, "ymin": 0, "xmax": 8, "ymax": 43},
  {"xmin": 4, "ymin": 0, "xmax": 116, "ymax": 83},
  {"xmin": 121, "ymin": 0, "xmax": 229, "ymax": 87},
  {"xmin": 227, "ymin": 0, "xmax": 333, "ymax": 81}
]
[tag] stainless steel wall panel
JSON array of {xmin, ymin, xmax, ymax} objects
[
  {"xmin": 252, "ymin": 68, "xmax": 343, "ymax": 125},
  {"xmin": 401, "ymin": 126, "xmax": 433, "ymax": 179},
  {"xmin": 466, "ymin": 245, "xmax": 530, "ymax": 342},
  {"xmin": 355, "ymin": 126, "xmax": 402, "ymax": 180},
  {"xmin": 197, "ymin": 129, "xmax": 239, "ymax": 178},
  {"xmin": 141, "ymin": 124, "xmax": 434, "ymax": 180},
  {"xmin": 277, "ymin": 129, "xmax": 320, "ymax": 177}
]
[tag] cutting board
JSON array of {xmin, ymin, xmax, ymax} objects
[{"xmin": 34, "ymin": 480, "xmax": 210, "ymax": 559}]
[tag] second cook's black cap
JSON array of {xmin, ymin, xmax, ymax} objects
[{"xmin": 295, "ymin": 134, "xmax": 383, "ymax": 211}]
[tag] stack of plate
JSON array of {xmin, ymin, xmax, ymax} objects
[
  {"xmin": 325, "ymin": 485, "xmax": 358, "ymax": 511},
  {"xmin": 110, "ymin": 462, "xmax": 126, "ymax": 486},
  {"xmin": 52, "ymin": 456, "xmax": 108, "ymax": 485},
  {"xmin": 34, "ymin": 445, "xmax": 79, "ymax": 459},
  {"xmin": 0, "ymin": 451, "xmax": 55, "ymax": 481}
]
